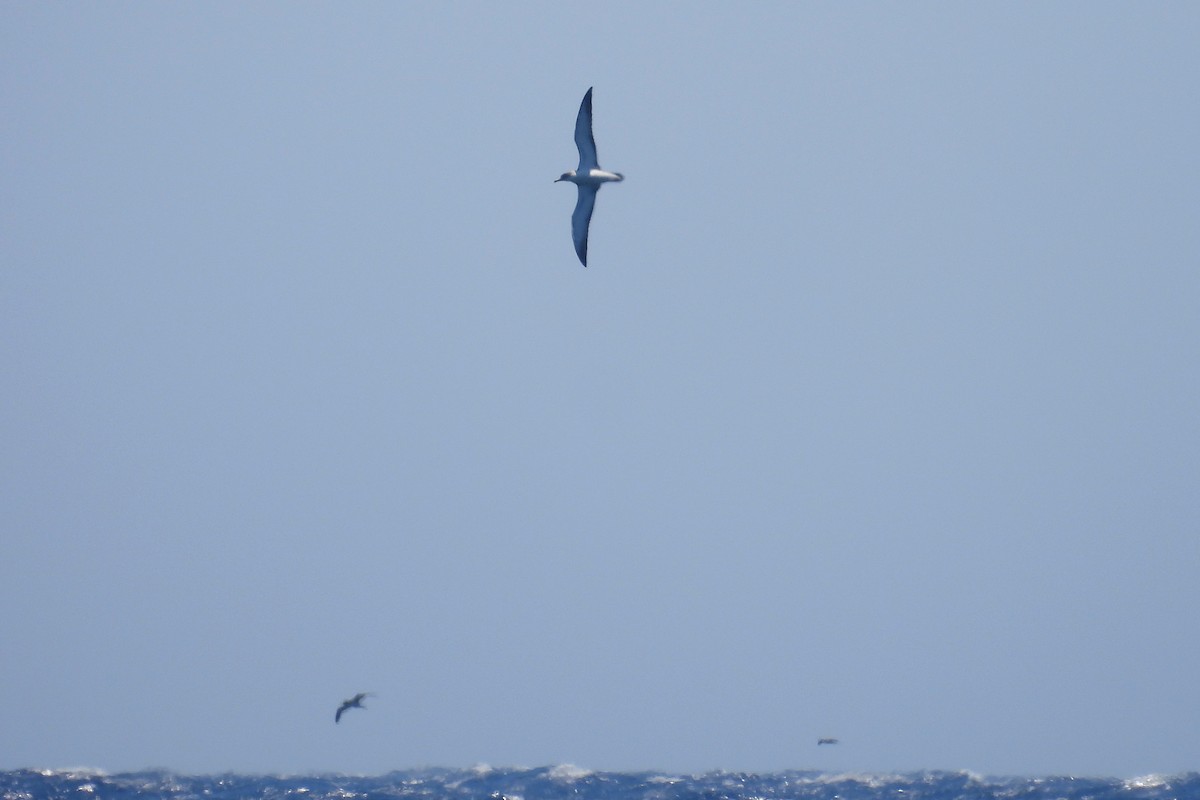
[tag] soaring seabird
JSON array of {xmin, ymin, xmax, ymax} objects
[
  {"xmin": 817, "ymin": 737, "xmax": 839, "ymax": 745},
  {"xmin": 335, "ymin": 692, "xmax": 373, "ymax": 724},
  {"xmin": 555, "ymin": 87, "xmax": 624, "ymax": 266}
]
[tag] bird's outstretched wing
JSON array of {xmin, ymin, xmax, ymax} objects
[
  {"xmin": 571, "ymin": 184, "xmax": 598, "ymax": 267},
  {"xmin": 335, "ymin": 704, "xmax": 346, "ymax": 724},
  {"xmin": 574, "ymin": 87, "xmax": 598, "ymax": 173}
]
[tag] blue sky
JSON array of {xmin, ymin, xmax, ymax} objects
[{"xmin": 2, "ymin": 1, "xmax": 1198, "ymax": 779}]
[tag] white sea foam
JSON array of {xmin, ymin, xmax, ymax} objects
[
  {"xmin": 1124, "ymin": 774, "xmax": 1169, "ymax": 790},
  {"xmin": 548, "ymin": 764, "xmax": 594, "ymax": 781},
  {"xmin": 40, "ymin": 767, "xmax": 108, "ymax": 779},
  {"xmin": 646, "ymin": 775, "xmax": 684, "ymax": 784},
  {"xmin": 814, "ymin": 771, "xmax": 909, "ymax": 787}
]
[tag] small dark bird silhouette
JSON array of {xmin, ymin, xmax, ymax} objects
[
  {"xmin": 818, "ymin": 737, "xmax": 839, "ymax": 745},
  {"xmin": 335, "ymin": 692, "xmax": 373, "ymax": 724},
  {"xmin": 555, "ymin": 87, "xmax": 624, "ymax": 267}
]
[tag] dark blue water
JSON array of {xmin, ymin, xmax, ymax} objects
[{"xmin": 3, "ymin": 766, "xmax": 1198, "ymax": 800}]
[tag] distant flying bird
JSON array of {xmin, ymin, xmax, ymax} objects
[
  {"xmin": 817, "ymin": 737, "xmax": 839, "ymax": 745},
  {"xmin": 335, "ymin": 692, "xmax": 373, "ymax": 724},
  {"xmin": 555, "ymin": 87, "xmax": 624, "ymax": 266}
]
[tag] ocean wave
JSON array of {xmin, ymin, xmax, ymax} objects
[
  {"xmin": 1125, "ymin": 774, "xmax": 1170, "ymax": 789},
  {"xmin": 3, "ymin": 766, "xmax": 1199, "ymax": 800},
  {"xmin": 546, "ymin": 764, "xmax": 594, "ymax": 781}
]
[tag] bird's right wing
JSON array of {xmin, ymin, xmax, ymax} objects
[
  {"xmin": 574, "ymin": 87, "xmax": 598, "ymax": 172},
  {"xmin": 571, "ymin": 185, "xmax": 598, "ymax": 267},
  {"xmin": 335, "ymin": 706, "xmax": 344, "ymax": 723},
  {"xmin": 566, "ymin": 184, "xmax": 595, "ymax": 266}
]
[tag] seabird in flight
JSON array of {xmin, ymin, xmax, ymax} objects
[
  {"xmin": 555, "ymin": 87, "xmax": 624, "ymax": 266},
  {"xmin": 335, "ymin": 692, "xmax": 373, "ymax": 724},
  {"xmin": 817, "ymin": 737, "xmax": 840, "ymax": 745}
]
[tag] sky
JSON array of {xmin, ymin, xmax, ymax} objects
[{"xmin": 2, "ymin": 1, "xmax": 1198, "ymax": 780}]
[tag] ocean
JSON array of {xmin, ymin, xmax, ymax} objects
[{"xmin": 3, "ymin": 765, "xmax": 1198, "ymax": 800}]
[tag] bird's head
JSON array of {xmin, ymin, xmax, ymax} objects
[{"xmin": 555, "ymin": 171, "xmax": 576, "ymax": 182}]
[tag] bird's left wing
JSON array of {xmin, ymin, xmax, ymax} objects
[{"xmin": 574, "ymin": 87, "xmax": 598, "ymax": 172}]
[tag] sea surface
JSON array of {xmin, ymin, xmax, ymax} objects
[{"xmin": 3, "ymin": 766, "xmax": 1199, "ymax": 800}]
